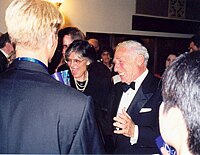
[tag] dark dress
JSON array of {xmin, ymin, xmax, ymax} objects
[{"xmin": 68, "ymin": 63, "xmax": 113, "ymax": 147}]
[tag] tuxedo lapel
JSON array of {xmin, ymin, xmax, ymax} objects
[
  {"xmin": 127, "ymin": 87, "xmax": 153, "ymax": 117},
  {"xmin": 127, "ymin": 73, "xmax": 156, "ymax": 117}
]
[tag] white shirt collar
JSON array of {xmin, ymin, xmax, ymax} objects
[
  {"xmin": 134, "ymin": 68, "xmax": 149, "ymax": 91},
  {"xmin": 0, "ymin": 49, "xmax": 9, "ymax": 58}
]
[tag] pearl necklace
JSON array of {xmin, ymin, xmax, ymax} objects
[{"xmin": 74, "ymin": 72, "xmax": 89, "ymax": 92}]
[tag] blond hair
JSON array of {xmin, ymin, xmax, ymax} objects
[{"xmin": 5, "ymin": 0, "xmax": 63, "ymax": 50}]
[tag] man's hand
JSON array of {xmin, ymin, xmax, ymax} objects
[{"xmin": 113, "ymin": 108, "xmax": 135, "ymax": 138}]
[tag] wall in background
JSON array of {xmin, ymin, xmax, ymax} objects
[
  {"xmin": 1, "ymin": 0, "xmax": 135, "ymax": 34},
  {"xmin": 0, "ymin": 0, "xmax": 196, "ymax": 73},
  {"xmin": 0, "ymin": 0, "xmax": 12, "ymax": 33},
  {"xmin": 0, "ymin": 0, "xmax": 193, "ymax": 38}
]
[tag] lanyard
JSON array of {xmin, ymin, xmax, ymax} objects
[{"xmin": 15, "ymin": 57, "xmax": 48, "ymax": 71}]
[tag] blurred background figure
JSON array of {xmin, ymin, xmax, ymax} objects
[
  {"xmin": 155, "ymin": 53, "xmax": 178, "ymax": 78},
  {"xmin": 100, "ymin": 47, "xmax": 120, "ymax": 84},
  {"xmin": 0, "ymin": 32, "xmax": 14, "ymax": 73},
  {"xmin": 88, "ymin": 38, "xmax": 101, "ymax": 61},
  {"xmin": 160, "ymin": 51, "xmax": 200, "ymax": 155},
  {"xmin": 100, "ymin": 48, "xmax": 116, "ymax": 75},
  {"xmin": 188, "ymin": 34, "xmax": 200, "ymax": 53},
  {"xmin": 65, "ymin": 40, "xmax": 112, "ymax": 150},
  {"xmin": 87, "ymin": 38, "xmax": 112, "ymax": 80},
  {"xmin": 165, "ymin": 53, "xmax": 177, "ymax": 68}
]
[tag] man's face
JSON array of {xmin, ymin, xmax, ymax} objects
[
  {"xmin": 62, "ymin": 35, "xmax": 73, "ymax": 59},
  {"xmin": 113, "ymin": 47, "xmax": 141, "ymax": 84},
  {"xmin": 188, "ymin": 41, "xmax": 199, "ymax": 53}
]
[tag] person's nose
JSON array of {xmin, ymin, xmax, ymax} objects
[{"xmin": 69, "ymin": 60, "xmax": 76, "ymax": 67}]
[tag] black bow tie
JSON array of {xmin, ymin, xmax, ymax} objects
[{"xmin": 121, "ymin": 82, "xmax": 135, "ymax": 92}]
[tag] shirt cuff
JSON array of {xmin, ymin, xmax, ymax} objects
[{"xmin": 130, "ymin": 125, "xmax": 139, "ymax": 145}]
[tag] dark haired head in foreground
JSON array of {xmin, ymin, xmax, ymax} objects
[{"xmin": 160, "ymin": 51, "xmax": 200, "ymax": 155}]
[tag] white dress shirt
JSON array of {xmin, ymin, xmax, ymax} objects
[{"xmin": 116, "ymin": 69, "xmax": 149, "ymax": 145}]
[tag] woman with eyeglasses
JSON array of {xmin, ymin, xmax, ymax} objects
[{"xmin": 65, "ymin": 40, "xmax": 112, "ymax": 151}]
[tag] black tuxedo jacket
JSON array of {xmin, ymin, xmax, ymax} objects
[
  {"xmin": 0, "ymin": 50, "xmax": 8, "ymax": 73},
  {"xmin": 0, "ymin": 59, "xmax": 104, "ymax": 154},
  {"xmin": 108, "ymin": 72, "xmax": 162, "ymax": 154}
]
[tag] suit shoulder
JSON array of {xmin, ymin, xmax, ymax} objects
[
  {"xmin": 45, "ymin": 77, "xmax": 92, "ymax": 107},
  {"xmin": 146, "ymin": 72, "xmax": 161, "ymax": 84}
]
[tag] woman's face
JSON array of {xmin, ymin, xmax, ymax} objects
[
  {"xmin": 67, "ymin": 52, "xmax": 89, "ymax": 81},
  {"xmin": 165, "ymin": 54, "xmax": 177, "ymax": 68}
]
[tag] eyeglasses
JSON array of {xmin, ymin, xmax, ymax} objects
[
  {"xmin": 65, "ymin": 58, "xmax": 85, "ymax": 65},
  {"xmin": 62, "ymin": 45, "xmax": 68, "ymax": 49}
]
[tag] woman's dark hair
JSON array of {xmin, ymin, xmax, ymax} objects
[
  {"xmin": 190, "ymin": 35, "xmax": 200, "ymax": 48},
  {"xmin": 0, "ymin": 32, "xmax": 11, "ymax": 48},
  {"xmin": 65, "ymin": 40, "xmax": 96, "ymax": 63}
]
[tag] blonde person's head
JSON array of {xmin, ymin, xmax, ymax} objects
[{"xmin": 5, "ymin": 0, "xmax": 63, "ymax": 50}]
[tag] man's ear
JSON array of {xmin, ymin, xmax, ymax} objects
[
  {"xmin": 136, "ymin": 54, "xmax": 145, "ymax": 66},
  {"xmin": 47, "ymin": 31, "xmax": 57, "ymax": 50},
  {"xmin": 168, "ymin": 107, "xmax": 188, "ymax": 142},
  {"xmin": 167, "ymin": 107, "xmax": 185, "ymax": 128}
]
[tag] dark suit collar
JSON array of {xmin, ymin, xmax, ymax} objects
[
  {"xmin": 139, "ymin": 72, "xmax": 159, "ymax": 93},
  {"xmin": 8, "ymin": 59, "xmax": 49, "ymax": 75},
  {"xmin": 127, "ymin": 72, "xmax": 161, "ymax": 115}
]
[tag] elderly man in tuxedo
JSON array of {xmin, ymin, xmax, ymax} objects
[
  {"xmin": 108, "ymin": 40, "xmax": 162, "ymax": 154},
  {"xmin": 0, "ymin": 0, "xmax": 104, "ymax": 154}
]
